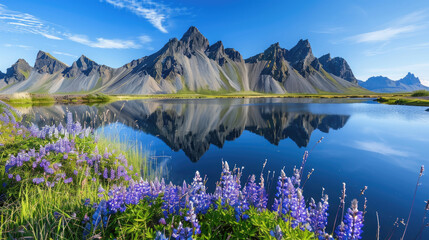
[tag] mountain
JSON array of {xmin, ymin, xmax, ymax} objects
[
  {"xmin": 0, "ymin": 26, "xmax": 366, "ymax": 94},
  {"xmin": 0, "ymin": 59, "xmax": 32, "ymax": 89},
  {"xmin": 359, "ymin": 73, "xmax": 429, "ymax": 93}
]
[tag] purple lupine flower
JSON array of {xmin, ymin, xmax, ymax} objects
[
  {"xmin": 185, "ymin": 201, "xmax": 201, "ymax": 235},
  {"xmin": 335, "ymin": 222, "xmax": 347, "ymax": 240},
  {"xmin": 8, "ymin": 174, "xmax": 13, "ymax": 179},
  {"xmin": 344, "ymin": 199, "xmax": 364, "ymax": 239},
  {"xmin": 16, "ymin": 174, "xmax": 21, "ymax": 182},
  {"xmin": 46, "ymin": 181, "xmax": 55, "ymax": 187},
  {"xmin": 309, "ymin": 195, "xmax": 329, "ymax": 236},
  {"xmin": 103, "ymin": 168, "xmax": 108, "ymax": 179},
  {"xmin": 64, "ymin": 177, "xmax": 73, "ymax": 184},
  {"xmin": 73, "ymin": 170, "xmax": 78, "ymax": 175},
  {"xmin": 32, "ymin": 177, "xmax": 45, "ymax": 185},
  {"xmin": 110, "ymin": 169, "xmax": 115, "ymax": 180},
  {"xmin": 189, "ymin": 171, "xmax": 211, "ymax": 214},
  {"xmin": 290, "ymin": 188, "xmax": 309, "ymax": 229},
  {"xmin": 159, "ymin": 218, "xmax": 166, "ymax": 225},
  {"xmin": 162, "ymin": 182, "xmax": 180, "ymax": 217},
  {"xmin": 172, "ymin": 222, "xmax": 193, "ymax": 239},
  {"xmin": 270, "ymin": 225, "xmax": 283, "ymax": 240}
]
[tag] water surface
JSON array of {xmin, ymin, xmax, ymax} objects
[{"xmin": 23, "ymin": 98, "xmax": 429, "ymax": 239}]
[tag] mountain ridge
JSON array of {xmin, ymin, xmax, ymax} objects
[
  {"xmin": 359, "ymin": 72, "xmax": 429, "ymax": 93},
  {"xmin": 0, "ymin": 26, "xmax": 367, "ymax": 95}
]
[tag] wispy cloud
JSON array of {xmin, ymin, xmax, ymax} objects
[
  {"xmin": 353, "ymin": 141, "xmax": 411, "ymax": 157},
  {"xmin": 66, "ymin": 34, "xmax": 141, "ymax": 49},
  {"xmin": 139, "ymin": 35, "xmax": 152, "ymax": 44},
  {"xmin": 101, "ymin": 0, "xmax": 186, "ymax": 33},
  {"xmin": 364, "ymin": 42, "xmax": 429, "ymax": 56},
  {"xmin": 312, "ymin": 27, "xmax": 344, "ymax": 34},
  {"xmin": 0, "ymin": 4, "xmax": 63, "ymax": 40},
  {"xmin": 351, "ymin": 25, "xmax": 421, "ymax": 43},
  {"xmin": 53, "ymin": 51, "xmax": 78, "ymax": 58},
  {"xmin": 348, "ymin": 10, "xmax": 428, "ymax": 43},
  {"xmin": 3, "ymin": 43, "xmax": 32, "ymax": 49},
  {"xmin": 0, "ymin": 4, "xmax": 152, "ymax": 49}
]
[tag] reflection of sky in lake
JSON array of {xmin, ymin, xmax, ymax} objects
[{"xmin": 29, "ymin": 99, "xmax": 429, "ymax": 239}]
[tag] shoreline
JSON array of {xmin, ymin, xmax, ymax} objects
[{"xmin": 2, "ymin": 92, "xmax": 429, "ymax": 107}]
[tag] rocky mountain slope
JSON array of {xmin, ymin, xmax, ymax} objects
[
  {"xmin": 1, "ymin": 26, "xmax": 366, "ymax": 95},
  {"xmin": 359, "ymin": 73, "xmax": 429, "ymax": 93}
]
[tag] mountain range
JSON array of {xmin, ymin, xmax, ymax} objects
[
  {"xmin": 358, "ymin": 73, "xmax": 429, "ymax": 93},
  {"xmin": 0, "ymin": 26, "xmax": 366, "ymax": 95}
]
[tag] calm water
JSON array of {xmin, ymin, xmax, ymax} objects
[{"xmin": 23, "ymin": 98, "xmax": 429, "ymax": 239}]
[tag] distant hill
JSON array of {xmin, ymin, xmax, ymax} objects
[
  {"xmin": 359, "ymin": 73, "xmax": 429, "ymax": 93},
  {"xmin": 0, "ymin": 26, "xmax": 367, "ymax": 95}
]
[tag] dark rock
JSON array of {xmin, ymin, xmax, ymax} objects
[
  {"xmin": 2, "ymin": 59, "xmax": 32, "ymax": 84},
  {"xmin": 34, "ymin": 51, "xmax": 68, "ymax": 74},
  {"xmin": 180, "ymin": 26, "xmax": 209, "ymax": 57},
  {"xmin": 225, "ymin": 48, "xmax": 243, "ymax": 62},
  {"xmin": 206, "ymin": 41, "xmax": 226, "ymax": 65},
  {"xmin": 286, "ymin": 39, "xmax": 318, "ymax": 77},
  {"xmin": 319, "ymin": 53, "xmax": 357, "ymax": 83}
]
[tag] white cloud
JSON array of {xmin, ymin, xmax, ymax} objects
[
  {"xmin": 348, "ymin": 10, "xmax": 428, "ymax": 43},
  {"xmin": 139, "ymin": 35, "xmax": 152, "ymax": 44},
  {"xmin": 53, "ymin": 51, "xmax": 78, "ymax": 58},
  {"xmin": 0, "ymin": 4, "xmax": 152, "ymax": 50},
  {"xmin": 102, "ymin": 0, "xmax": 183, "ymax": 33},
  {"xmin": 354, "ymin": 141, "xmax": 410, "ymax": 157},
  {"xmin": 3, "ymin": 43, "xmax": 31, "ymax": 49},
  {"xmin": 66, "ymin": 34, "xmax": 141, "ymax": 49},
  {"xmin": 351, "ymin": 25, "xmax": 420, "ymax": 43},
  {"xmin": 312, "ymin": 27, "xmax": 344, "ymax": 34},
  {"xmin": 0, "ymin": 5, "xmax": 63, "ymax": 40}
]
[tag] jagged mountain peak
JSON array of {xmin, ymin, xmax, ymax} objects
[
  {"xmin": 34, "ymin": 50, "xmax": 68, "ymax": 74},
  {"xmin": 288, "ymin": 39, "xmax": 313, "ymax": 61},
  {"xmin": 399, "ymin": 72, "xmax": 420, "ymax": 85},
  {"xmin": 318, "ymin": 54, "xmax": 357, "ymax": 83},
  {"xmin": 264, "ymin": 42, "xmax": 287, "ymax": 57},
  {"xmin": 319, "ymin": 53, "xmax": 331, "ymax": 62},
  {"xmin": 64, "ymin": 54, "xmax": 105, "ymax": 78},
  {"xmin": 36, "ymin": 50, "xmax": 57, "ymax": 61},
  {"xmin": 76, "ymin": 55, "xmax": 98, "ymax": 69},
  {"xmin": 180, "ymin": 26, "xmax": 209, "ymax": 53},
  {"xmin": 286, "ymin": 39, "xmax": 317, "ymax": 76},
  {"xmin": 1, "ymin": 57, "xmax": 32, "ymax": 84},
  {"xmin": 225, "ymin": 48, "xmax": 243, "ymax": 62},
  {"xmin": 206, "ymin": 41, "xmax": 226, "ymax": 65}
]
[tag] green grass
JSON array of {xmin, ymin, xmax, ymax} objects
[
  {"xmin": 18, "ymin": 69, "xmax": 30, "ymax": 79},
  {"xmin": 377, "ymin": 97, "xmax": 429, "ymax": 106},
  {"xmin": 411, "ymin": 90, "xmax": 429, "ymax": 97},
  {"xmin": 0, "ymin": 116, "xmax": 161, "ymax": 239}
]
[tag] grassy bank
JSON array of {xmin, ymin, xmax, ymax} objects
[
  {"xmin": 375, "ymin": 90, "xmax": 429, "ymax": 106},
  {"xmin": 0, "ymin": 91, "xmax": 413, "ymax": 107}
]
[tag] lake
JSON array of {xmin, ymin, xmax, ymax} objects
[{"xmin": 21, "ymin": 98, "xmax": 429, "ymax": 239}]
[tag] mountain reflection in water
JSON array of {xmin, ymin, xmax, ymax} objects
[{"xmin": 23, "ymin": 98, "xmax": 350, "ymax": 162}]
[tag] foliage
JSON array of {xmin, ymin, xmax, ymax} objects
[{"xmin": 411, "ymin": 90, "xmax": 429, "ymax": 97}]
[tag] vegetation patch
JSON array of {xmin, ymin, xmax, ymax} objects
[
  {"xmin": 411, "ymin": 90, "xmax": 429, "ymax": 97},
  {"xmin": 377, "ymin": 97, "xmax": 429, "ymax": 106}
]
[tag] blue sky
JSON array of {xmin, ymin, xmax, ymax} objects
[{"xmin": 1, "ymin": 0, "xmax": 429, "ymax": 85}]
